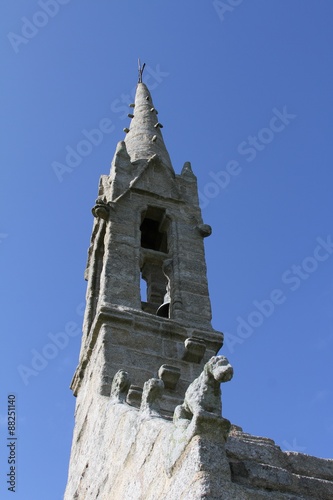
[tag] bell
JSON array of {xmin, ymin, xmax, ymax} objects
[
  {"xmin": 156, "ymin": 300, "xmax": 170, "ymax": 318},
  {"xmin": 156, "ymin": 291, "xmax": 170, "ymax": 318}
]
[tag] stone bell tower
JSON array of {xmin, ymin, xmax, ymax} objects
[{"xmin": 69, "ymin": 80, "xmax": 224, "ymax": 415}]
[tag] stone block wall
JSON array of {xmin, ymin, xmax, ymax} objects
[
  {"xmin": 71, "ymin": 304, "xmax": 223, "ymax": 416},
  {"xmin": 65, "ymin": 394, "xmax": 333, "ymax": 500}
]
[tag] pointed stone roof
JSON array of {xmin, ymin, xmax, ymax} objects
[{"xmin": 124, "ymin": 83, "xmax": 174, "ymax": 173}]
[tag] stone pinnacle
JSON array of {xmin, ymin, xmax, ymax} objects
[{"xmin": 124, "ymin": 83, "xmax": 174, "ymax": 173}]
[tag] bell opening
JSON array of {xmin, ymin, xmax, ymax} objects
[{"xmin": 140, "ymin": 207, "xmax": 168, "ymax": 253}]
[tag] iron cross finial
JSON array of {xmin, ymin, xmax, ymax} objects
[{"xmin": 138, "ymin": 58, "xmax": 146, "ymax": 83}]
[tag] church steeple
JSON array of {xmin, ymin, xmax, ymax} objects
[
  {"xmin": 69, "ymin": 69, "xmax": 223, "ymax": 413},
  {"xmin": 123, "ymin": 82, "xmax": 174, "ymax": 173}
]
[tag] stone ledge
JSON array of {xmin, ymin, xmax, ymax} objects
[
  {"xmin": 285, "ymin": 451, "xmax": 333, "ymax": 482},
  {"xmin": 71, "ymin": 303, "xmax": 223, "ymax": 397},
  {"xmin": 226, "ymin": 430, "xmax": 333, "ymax": 499},
  {"xmin": 227, "ymin": 430, "xmax": 333, "ymax": 482},
  {"xmin": 230, "ymin": 459, "xmax": 333, "ymax": 500}
]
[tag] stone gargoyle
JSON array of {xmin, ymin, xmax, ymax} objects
[
  {"xmin": 110, "ymin": 369, "xmax": 131, "ymax": 404},
  {"xmin": 140, "ymin": 377, "xmax": 164, "ymax": 417},
  {"xmin": 174, "ymin": 355, "xmax": 233, "ymax": 422}
]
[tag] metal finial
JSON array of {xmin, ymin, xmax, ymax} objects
[{"xmin": 138, "ymin": 58, "xmax": 146, "ymax": 83}]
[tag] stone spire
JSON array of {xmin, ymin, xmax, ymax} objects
[{"xmin": 124, "ymin": 82, "xmax": 174, "ymax": 173}]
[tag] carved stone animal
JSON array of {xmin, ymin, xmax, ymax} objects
[
  {"xmin": 110, "ymin": 370, "xmax": 131, "ymax": 404},
  {"xmin": 140, "ymin": 378, "xmax": 164, "ymax": 417},
  {"xmin": 174, "ymin": 356, "xmax": 233, "ymax": 421}
]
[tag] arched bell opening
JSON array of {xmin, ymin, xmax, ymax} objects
[
  {"xmin": 140, "ymin": 206, "xmax": 169, "ymax": 252},
  {"xmin": 139, "ymin": 206, "xmax": 171, "ymax": 318}
]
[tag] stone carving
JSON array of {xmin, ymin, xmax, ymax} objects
[
  {"xmin": 174, "ymin": 356, "xmax": 233, "ymax": 422},
  {"xmin": 91, "ymin": 198, "xmax": 110, "ymax": 220},
  {"xmin": 197, "ymin": 223, "xmax": 212, "ymax": 238},
  {"xmin": 140, "ymin": 378, "xmax": 164, "ymax": 417},
  {"xmin": 110, "ymin": 370, "xmax": 131, "ymax": 404}
]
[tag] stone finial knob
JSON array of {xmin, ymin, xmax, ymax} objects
[
  {"xmin": 197, "ymin": 224, "xmax": 212, "ymax": 238},
  {"xmin": 92, "ymin": 199, "xmax": 110, "ymax": 220}
]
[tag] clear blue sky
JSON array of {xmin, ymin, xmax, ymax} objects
[{"xmin": 1, "ymin": 1, "xmax": 333, "ymax": 498}]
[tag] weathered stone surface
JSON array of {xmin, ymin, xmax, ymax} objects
[
  {"xmin": 65, "ymin": 400, "xmax": 231, "ymax": 500},
  {"xmin": 183, "ymin": 337, "xmax": 206, "ymax": 363},
  {"xmin": 226, "ymin": 429, "xmax": 333, "ymax": 499},
  {"xmin": 230, "ymin": 459, "xmax": 333, "ymax": 499},
  {"xmin": 285, "ymin": 451, "xmax": 333, "ymax": 482},
  {"xmin": 65, "ymin": 397, "xmax": 333, "ymax": 499},
  {"xmin": 162, "ymin": 338, "xmax": 183, "ymax": 358},
  {"xmin": 127, "ymin": 384, "xmax": 143, "ymax": 407},
  {"xmin": 158, "ymin": 364, "xmax": 181, "ymax": 390}
]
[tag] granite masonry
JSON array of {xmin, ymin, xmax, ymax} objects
[{"xmin": 64, "ymin": 79, "xmax": 333, "ymax": 499}]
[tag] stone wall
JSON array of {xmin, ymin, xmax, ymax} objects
[
  {"xmin": 65, "ymin": 392, "xmax": 333, "ymax": 500},
  {"xmin": 71, "ymin": 304, "xmax": 222, "ymax": 415}
]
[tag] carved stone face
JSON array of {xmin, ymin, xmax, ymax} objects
[
  {"xmin": 208, "ymin": 356, "xmax": 234, "ymax": 383},
  {"xmin": 144, "ymin": 378, "xmax": 164, "ymax": 402},
  {"xmin": 116, "ymin": 371, "xmax": 130, "ymax": 390},
  {"xmin": 112, "ymin": 370, "xmax": 130, "ymax": 393}
]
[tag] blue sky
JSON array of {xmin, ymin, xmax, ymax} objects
[{"xmin": 1, "ymin": 1, "xmax": 333, "ymax": 498}]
